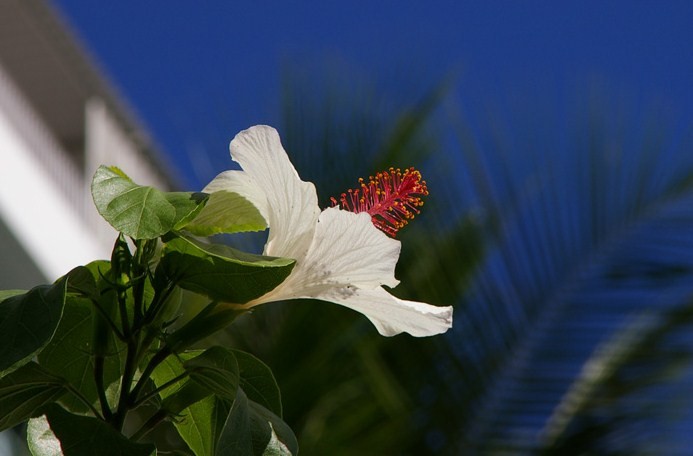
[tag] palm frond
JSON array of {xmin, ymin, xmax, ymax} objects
[{"xmin": 452, "ymin": 89, "xmax": 693, "ymax": 454}]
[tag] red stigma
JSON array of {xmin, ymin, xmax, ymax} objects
[{"xmin": 330, "ymin": 167, "xmax": 428, "ymax": 237}]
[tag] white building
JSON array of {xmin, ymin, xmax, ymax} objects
[{"xmin": 0, "ymin": 0, "xmax": 179, "ymax": 291}]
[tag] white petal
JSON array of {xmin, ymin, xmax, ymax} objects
[
  {"xmin": 303, "ymin": 207, "xmax": 400, "ymax": 289},
  {"xmin": 317, "ymin": 286, "xmax": 452, "ymax": 337},
  {"xmin": 230, "ymin": 126, "xmax": 320, "ymax": 260},
  {"xmin": 248, "ymin": 207, "xmax": 400, "ymax": 304}
]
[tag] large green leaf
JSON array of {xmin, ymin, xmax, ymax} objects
[
  {"xmin": 0, "ymin": 362, "xmax": 67, "ymax": 432},
  {"xmin": 247, "ymin": 400, "xmax": 296, "ymax": 456},
  {"xmin": 91, "ymin": 165, "xmax": 176, "ymax": 239},
  {"xmin": 217, "ymin": 388, "xmax": 252, "ymax": 456},
  {"xmin": 37, "ymin": 296, "xmax": 124, "ymax": 413},
  {"xmin": 92, "ymin": 166, "xmax": 209, "ymax": 239},
  {"xmin": 156, "ymin": 348, "xmax": 239, "ymax": 416},
  {"xmin": 184, "ymin": 347, "xmax": 240, "ymax": 401},
  {"xmin": 0, "ymin": 281, "xmax": 67, "ymax": 376},
  {"xmin": 216, "ymin": 388, "xmax": 296, "ymax": 456},
  {"xmin": 37, "ymin": 261, "xmax": 125, "ymax": 413},
  {"xmin": 62, "ymin": 266, "xmax": 99, "ymax": 300},
  {"xmin": 166, "ymin": 191, "xmax": 210, "ymax": 230},
  {"xmin": 151, "ymin": 350, "xmax": 223, "ymax": 456},
  {"xmin": 43, "ymin": 404, "xmax": 155, "ymax": 456},
  {"xmin": 232, "ymin": 349, "xmax": 282, "ymax": 417},
  {"xmin": 160, "ymin": 235, "xmax": 295, "ymax": 304},
  {"xmin": 160, "ymin": 379, "xmax": 213, "ymax": 417},
  {"xmin": 151, "ymin": 348, "xmax": 282, "ymax": 456},
  {"xmin": 185, "ymin": 190, "xmax": 267, "ymax": 236}
]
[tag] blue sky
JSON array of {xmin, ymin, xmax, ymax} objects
[{"xmin": 51, "ymin": 1, "xmax": 693, "ymax": 189}]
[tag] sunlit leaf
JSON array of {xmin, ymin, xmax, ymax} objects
[
  {"xmin": 166, "ymin": 191, "xmax": 210, "ymax": 230},
  {"xmin": 91, "ymin": 165, "xmax": 176, "ymax": 239},
  {"xmin": 27, "ymin": 415, "xmax": 61, "ymax": 456},
  {"xmin": 186, "ymin": 190, "xmax": 266, "ymax": 235}
]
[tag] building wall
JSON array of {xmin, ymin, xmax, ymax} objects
[
  {"xmin": 0, "ymin": 0, "xmax": 176, "ymax": 286},
  {"xmin": 0, "ymin": 62, "xmax": 105, "ymax": 284}
]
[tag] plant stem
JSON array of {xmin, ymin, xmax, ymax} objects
[
  {"xmin": 132, "ymin": 240, "xmax": 147, "ymax": 327},
  {"xmin": 129, "ymin": 344, "xmax": 173, "ymax": 404},
  {"xmin": 143, "ymin": 281, "xmax": 175, "ymax": 325},
  {"xmin": 94, "ymin": 354, "xmax": 112, "ymax": 421},
  {"xmin": 133, "ymin": 372, "xmax": 188, "ymax": 407},
  {"xmin": 89, "ymin": 298, "xmax": 125, "ymax": 341},
  {"xmin": 111, "ymin": 332, "xmax": 141, "ymax": 430},
  {"xmin": 117, "ymin": 287, "xmax": 131, "ymax": 339}
]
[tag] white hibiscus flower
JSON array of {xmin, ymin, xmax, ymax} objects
[{"xmin": 202, "ymin": 126, "xmax": 452, "ymax": 337}]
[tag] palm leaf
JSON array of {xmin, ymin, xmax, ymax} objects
[{"xmin": 452, "ymin": 90, "xmax": 693, "ymax": 454}]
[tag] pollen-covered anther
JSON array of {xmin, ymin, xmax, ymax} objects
[{"xmin": 331, "ymin": 167, "xmax": 429, "ymax": 237}]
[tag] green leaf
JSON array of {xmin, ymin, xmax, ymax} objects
[
  {"xmin": 166, "ymin": 191, "xmax": 210, "ymax": 230},
  {"xmin": 185, "ymin": 190, "xmax": 267, "ymax": 236},
  {"xmin": 160, "ymin": 380, "xmax": 212, "ymax": 415},
  {"xmin": 151, "ymin": 351, "xmax": 224, "ymax": 456},
  {"xmin": 166, "ymin": 305, "xmax": 244, "ymax": 353},
  {"xmin": 160, "ymin": 234, "xmax": 295, "ymax": 304},
  {"xmin": 91, "ymin": 165, "xmax": 176, "ymax": 239},
  {"xmin": 232, "ymin": 350, "xmax": 282, "ymax": 417},
  {"xmin": 216, "ymin": 388, "xmax": 252, "ymax": 456},
  {"xmin": 0, "ymin": 281, "xmax": 67, "ymax": 376},
  {"xmin": 62, "ymin": 266, "xmax": 99, "ymax": 300},
  {"xmin": 44, "ymin": 404, "xmax": 155, "ymax": 456},
  {"xmin": 37, "ymin": 296, "xmax": 124, "ymax": 413},
  {"xmin": 0, "ymin": 362, "xmax": 67, "ymax": 432},
  {"xmin": 247, "ymin": 401, "xmax": 296, "ymax": 456},
  {"xmin": 37, "ymin": 261, "xmax": 124, "ymax": 413},
  {"xmin": 27, "ymin": 415, "xmax": 62, "ymax": 456},
  {"xmin": 184, "ymin": 347, "xmax": 240, "ymax": 401},
  {"xmin": 216, "ymin": 389, "xmax": 297, "ymax": 456},
  {"xmin": 0, "ymin": 290, "xmax": 25, "ymax": 301},
  {"xmin": 151, "ymin": 349, "xmax": 290, "ymax": 456}
]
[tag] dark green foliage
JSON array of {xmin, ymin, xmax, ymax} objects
[{"xmin": 0, "ymin": 281, "xmax": 66, "ymax": 376}]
